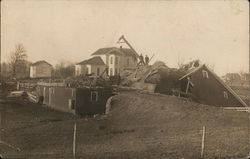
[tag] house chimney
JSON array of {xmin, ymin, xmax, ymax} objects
[{"xmin": 120, "ymin": 46, "xmax": 122, "ymax": 49}]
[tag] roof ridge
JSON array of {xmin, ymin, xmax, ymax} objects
[
  {"xmin": 77, "ymin": 56, "xmax": 106, "ymax": 65},
  {"xmin": 32, "ymin": 60, "xmax": 52, "ymax": 66}
]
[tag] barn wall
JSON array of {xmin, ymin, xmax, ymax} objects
[
  {"xmin": 36, "ymin": 85, "xmax": 113, "ymax": 115},
  {"xmin": 186, "ymin": 66, "xmax": 244, "ymax": 107},
  {"xmin": 36, "ymin": 85, "xmax": 76, "ymax": 114},
  {"xmin": 75, "ymin": 88, "xmax": 113, "ymax": 116},
  {"xmin": 49, "ymin": 87, "xmax": 76, "ymax": 114}
]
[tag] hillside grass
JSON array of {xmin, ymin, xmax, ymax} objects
[{"xmin": 0, "ymin": 91, "xmax": 249, "ymax": 159}]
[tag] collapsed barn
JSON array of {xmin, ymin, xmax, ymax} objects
[
  {"xmin": 121, "ymin": 60, "xmax": 248, "ymax": 107},
  {"xmin": 179, "ymin": 64, "xmax": 248, "ymax": 107},
  {"xmin": 35, "ymin": 84, "xmax": 113, "ymax": 116}
]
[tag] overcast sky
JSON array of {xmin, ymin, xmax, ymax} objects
[{"xmin": 1, "ymin": 0, "xmax": 249, "ymax": 76}]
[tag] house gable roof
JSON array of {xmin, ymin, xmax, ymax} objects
[
  {"xmin": 77, "ymin": 56, "xmax": 106, "ymax": 65},
  {"xmin": 31, "ymin": 60, "xmax": 52, "ymax": 67},
  {"xmin": 179, "ymin": 64, "xmax": 248, "ymax": 107},
  {"xmin": 91, "ymin": 47, "xmax": 139, "ymax": 59}
]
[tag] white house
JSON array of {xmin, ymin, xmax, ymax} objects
[
  {"xmin": 30, "ymin": 60, "xmax": 53, "ymax": 78},
  {"xmin": 75, "ymin": 56, "xmax": 107, "ymax": 76},
  {"xmin": 90, "ymin": 46, "xmax": 138, "ymax": 76}
]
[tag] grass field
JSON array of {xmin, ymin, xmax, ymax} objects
[{"xmin": 0, "ymin": 91, "xmax": 249, "ymax": 159}]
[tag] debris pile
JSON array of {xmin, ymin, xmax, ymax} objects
[
  {"xmin": 66, "ymin": 76, "xmax": 111, "ymax": 88},
  {"xmin": 120, "ymin": 61, "xmax": 186, "ymax": 95}
]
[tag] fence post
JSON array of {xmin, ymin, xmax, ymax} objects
[
  {"xmin": 201, "ymin": 126, "xmax": 206, "ymax": 158},
  {"xmin": 73, "ymin": 122, "xmax": 76, "ymax": 159}
]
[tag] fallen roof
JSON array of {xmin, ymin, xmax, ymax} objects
[
  {"xmin": 179, "ymin": 64, "xmax": 248, "ymax": 107},
  {"xmin": 31, "ymin": 60, "xmax": 52, "ymax": 66},
  {"xmin": 77, "ymin": 56, "xmax": 106, "ymax": 65},
  {"xmin": 179, "ymin": 64, "xmax": 204, "ymax": 80}
]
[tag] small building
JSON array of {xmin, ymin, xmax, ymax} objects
[
  {"xmin": 75, "ymin": 56, "xmax": 107, "ymax": 76},
  {"xmin": 30, "ymin": 60, "xmax": 53, "ymax": 78},
  {"xmin": 179, "ymin": 64, "xmax": 248, "ymax": 107},
  {"xmin": 91, "ymin": 47, "xmax": 138, "ymax": 76},
  {"xmin": 35, "ymin": 84, "xmax": 113, "ymax": 116},
  {"xmin": 224, "ymin": 73, "xmax": 241, "ymax": 82},
  {"xmin": 241, "ymin": 73, "xmax": 250, "ymax": 81}
]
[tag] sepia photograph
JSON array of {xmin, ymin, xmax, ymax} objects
[{"xmin": 0, "ymin": 0, "xmax": 249, "ymax": 158}]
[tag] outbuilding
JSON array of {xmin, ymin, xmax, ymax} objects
[
  {"xmin": 35, "ymin": 85, "xmax": 113, "ymax": 116},
  {"xmin": 30, "ymin": 60, "xmax": 53, "ymax": 78}
]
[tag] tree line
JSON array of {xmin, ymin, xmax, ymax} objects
[{"xmin": 1, "ymin": 43, "xmax": 75, "ymax": 79}]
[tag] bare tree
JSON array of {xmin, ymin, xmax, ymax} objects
[
  {"xmin": 9, "ymin": 44, "xmax": 28, "ymax": 78},
  {"xmin": 54, "ymin": 61, "xmax": 75, "ymax": 78}
]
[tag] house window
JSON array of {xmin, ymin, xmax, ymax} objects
[
  {"xmin": 97, "ymin": 67, "xmax": 100, "ymax": 76},
  {"xmin": 91, "ymin": 91, "xmax": 98, "ymax": 102},
  {"xmin": 87, "ymin": 67, "xmax": 90, "ymax": 74},
  {"xmin": 68, "ymin": 99, "xmax": 75, "ymax": 110},
  {"xmin": 115, "ymin": 57, "xmax": 118, "ymax": 64},
  {"xmin": 127, "ymin": 58, "xmax": 129, "ymax": 66},
  {"xmin": 202, "ymin": 70, "xmax": 209, "ymax": 79},
  {"xmin": 223, "ymin": 91, "xmax": 228, "ymax": 99},
  {"xmin": 110, "ymin": 68, "xmax": 113, "ymax": 76},
  {"xmin": 110, "ymin": 57, "xmax": 113, "ymax": 64},
  {"xmin": 115, "ymin": 68, "xmax": 118, "ymax": 75}
]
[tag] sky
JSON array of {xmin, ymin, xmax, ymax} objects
[{"xmin": 1, "ymin": 0, "xmax": 249, "ymax": 76}]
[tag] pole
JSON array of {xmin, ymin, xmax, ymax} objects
[
  {"xmin": 248, "ymin": 107, "xmax": 250, "ymax": 156},
  {"xmin": 0, "ymin": 112, "xmax": 1, "ymax": 141},
  {"xmin": 0, "ymin": 1, "xmax": 1, "ymax": 79},
  {"xmin": 201, "ymin": 126, "xmax": 206, "ymax": 158},
  {"xmin": 148, "ymin": 54, "xmax": 155, "ymax": 63},
  {"xmin": 73, "ymin": 122, "xmax": 76, "ymax": 159},
  {"xmin": 117, "ymin": 35, "xmax": 139, "ymax": 58}
]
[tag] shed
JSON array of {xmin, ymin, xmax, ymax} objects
[
  {"xmin": 30, "ymin": 60, "xmax": 53, "ymax": 78},
  {"xmin": 35, "ymin": 85, "xmax": 113, "ymax": 116}
]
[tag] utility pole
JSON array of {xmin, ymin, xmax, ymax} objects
[{"xmin": 117, "ymin": 35, "xmax": 139, "ymax": 58}]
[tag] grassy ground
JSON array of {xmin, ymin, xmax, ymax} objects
[{"xmin": 0, "ymin": 91, "xmax": 249, "ymax": 159}]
